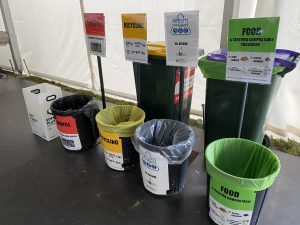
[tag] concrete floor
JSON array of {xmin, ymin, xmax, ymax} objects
[{"xmin": 0, "ymin": 76, "xmax": 299, "ymax": 225}]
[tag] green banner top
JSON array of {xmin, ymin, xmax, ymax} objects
[{"xmin": 228, "ymin": 17, "xmax": 280, "ymax": 53}]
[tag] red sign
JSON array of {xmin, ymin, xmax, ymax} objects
[
  {"xmin": 56, "ymin": 115, "xmax": 78, "ymax": 135},
  {"xmin": 84, "ymin": 13, "xmax": 105, "ymax": 37}
]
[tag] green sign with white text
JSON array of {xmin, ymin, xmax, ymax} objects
[
  {"xmin": 228, "ymin": 17, "xmax": 279, "ymax": 52},
  {"xmin": 226, "ymin": 17, "xmax": 280, "ymax": 84},
  {"xmin": 209, "ymin": 178, "xmax": 256, "ymax": 225}
]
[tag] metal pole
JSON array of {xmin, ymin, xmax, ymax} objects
[
  {"xmin": 133, "ymin": 63, "xmax": 141, "ymax": 107},
  {"xmin": 220, "ymin": 0, "xmax": 240, "ymax": 48},
  {"xmin": 219, "ymin": 0, "xmax": 247, "ymax": 138},
  {"xmin": 236, "ymin": 82, "xmax": 248, "ymax": 138},
  {"xmin": 178, "ymin": 67, "xmax": 185, "ymax": 122},
  {"xmin": 23, "ymin": 59, "xmax": 31, "ymax": 76},
  {"xmin": 0, "ymin": 0, "xmax": 23, "ymax": 74},
  {"xmin": 97, "ymin": 56, "xmax": 106, "ymax": 109}
]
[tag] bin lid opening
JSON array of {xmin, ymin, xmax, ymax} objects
[
  {"xmin": 134, "ymin": 119, "xmax": 195, "ymax": 163},
  {"xmin": 205, "ymin": 138, "xmax": 281, "ymax": 191},
  {"xmin": 51, "ymin": 95, "xmax": 93, "ymax": 112},
  {"xmin": 147, "ymin": 42, "xmax": 166, "ymax": 57},
  {"xmin": 95, "ymin": 105, "xmax": 145, "ymax": 136}
]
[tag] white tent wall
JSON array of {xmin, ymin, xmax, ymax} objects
[
  {"xmin": 85, "ymin": 0, "xmax": 224, "ymax": 114},
  {"xmin": 4, "ymin": 0, "xmax": 93, "ymax": 88},
  {"xmin": 1, "ymin": 0, "xmax": 300, "ymax": 140},
  {"xmin": 264, "ymin": 0, "xmax": 300, "ymax": 141},
  {"xmin": 0, "ymin": 8, "xmax": 13, "ymax": 69}
]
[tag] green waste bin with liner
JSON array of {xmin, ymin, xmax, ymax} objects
[
  {"xmin": 133, "ymin": 42, "xmax": 200, "ymax": 124},
  {"xmin": 95, "ymin": 105, "xmax": 145, "ymax": 171},
  {"xmin": 198, "ymin": 48, "xmax": 300, "ymax": 148},
  {"xmin": 205, "ymin": 138, "xmax": 281, "ymax": 225}
]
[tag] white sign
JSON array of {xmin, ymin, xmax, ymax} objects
[
  {"xmin": 209, "ymin": 196, "xmax": 253, "ymax": 225},
  {"xmin": 84, "ymin": 13, "xmax": 106, "ymax": 57},
  {"xmin": 226, "ymin": 17, "xmax": 280, "ymax": 84},
  {"xmin": 164, "ymin": 10, "xmax": 199, "ymax": 67},
  {"xmin": 139, "ymin": 147, "xmax": 169, "ymax": 195},
  {"xmin": 122, "ymin": 14, "xmax": 148, "ymax": 63},
  {"xmin": 226, "ymin": 52, "xmax": 275, "ymax": 84}
]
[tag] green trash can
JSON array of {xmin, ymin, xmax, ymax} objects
[
  {"xmin": 205, "ymin": 138, "xmax": 281, "ymax": 225},
  {"xmin": 133, "ymin": 42, "xmax": 196, "ymax": 124},
  {"xmin": 199, "ymin": 48, "xmax": 300, "ymax": 148},
  {"xmin": 95, "ymin": 105, "xmax": 145, "ymax": 171}
]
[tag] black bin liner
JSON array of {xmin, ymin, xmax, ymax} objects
[{"xmin": 50, "ymin": 94, "xmax": 100, "ymax": 151}]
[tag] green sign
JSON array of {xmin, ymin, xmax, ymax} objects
[
  {"xmin": 210, "ymin": 178, "xmax": 256, "ymax": 211},
  {"xmin": 226, "ymin": 17, "xmax": 280, "ymax": 84},
  {"xmin": 228, "ymin": 17, "xmax": 279, "ymax": 52},
  {"xmin": 209, "ymin": 178, "xmax": 256, "ymax": 225}
]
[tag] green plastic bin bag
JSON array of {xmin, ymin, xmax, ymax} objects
[
  {"xmin": 95, "ymin": 105, "xmax": 145, "ymax": 171},
  {"xmin": 205, "ymin": 138, "xmax": 281, "ymax": 225}
]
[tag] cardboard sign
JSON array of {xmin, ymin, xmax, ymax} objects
[
  {"xmin": 226, "ymin": 17, "xmax": 280, "ymax": 84},
  {"xmin": 121, "ymin": 13, "xmax": 148, "ymax": 63},
  {"xmin": 84, "ymin": 13, "xmax": 106, "ymax": 57},
  {"xmin": 164, "ymin": 11, "xmax": 199, "ymax": 67}
]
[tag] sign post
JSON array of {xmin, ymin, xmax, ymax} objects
[
  {"xmin": 121, "ymin": 13, "xmax": 148, "ymax": 64},
  {"xmin": 164, "ymin": 10, "xmax": 199, "ymax": 67},
  {"xmin": 226, "ymin": 17, "xmax": 280, "ymax": 137},
  {"xmin": 164, "ymin": 11, "xmax": 199, "ymax": 121},
  {"xmin": 84, "ymin": 13, "xmax": 107, "ymax": 109},
  {"xmin": 226, "ymin": 17, "xmax": 280, "ymax": 84},
  {"xmin": 121, "ymin": 13, "xmax": 147, "ymax": 107}
]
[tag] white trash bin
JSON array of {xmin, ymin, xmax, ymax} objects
[{"xmin": 22, "ymin": 83, "xmax": 62, "ymax": 141}]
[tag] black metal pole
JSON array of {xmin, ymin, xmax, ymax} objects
[
  {"xmin": 236, "ymin": 82, "xmax": 248, "ymax": 138},
  {"xmin": 133, "ymin": 63, "xmax": 141, "ymax": 107},
  {"xmin": 178, "ymin": 67, "xmax": 185, "ymax": 122},
  {"xmin": 97, "ymin": 56, "xmax": 106, "ymax": 109}
]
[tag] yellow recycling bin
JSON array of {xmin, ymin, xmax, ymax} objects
[{"xmin": 95, "ymin": 105, "xmax": 145, "ymax": 171}]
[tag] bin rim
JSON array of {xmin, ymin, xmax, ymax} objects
[
  {"xmin": 50, "ymin": 94, "xmax": 95, "ymax": 115},
  {"xmin": 135, "ymin": 119, "xmax": 193, "ymax": 149},
  {"xmin": 205, "ymin": 138, "xmax": 281, "ymax": 191},
  {"xmin": 95, "ymin": 105, "xmax": 145, "ymax": 131},
  {"xmin": 133, "ymin": 119, "xmax": 195, "ymax": 164}
]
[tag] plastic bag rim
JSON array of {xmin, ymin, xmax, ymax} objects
[
  {"xmin": 50, "ymin": 94, "xmax": 95, "ymax": 115},
  {"xmin": 95, "ymin": 105, "xmax": 145, "ymax": 129},
  {"xmin": 205, "ymin": 138, "xmax": 281, "ymax": 183},
  {"xmin": 134, "ymin": 119, "xmax": 195, "ymax": 151}
]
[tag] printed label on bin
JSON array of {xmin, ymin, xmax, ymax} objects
[
  {"xmin": 226, "ymin": 17, "xmax": 279, "ymax": 84},
  {"xmin": 56, "ymin": 115, "xmax": 82, "ymax": 151},
  {"xmin": 164, "ymin": 10, "xmax": 199, "ymax": 67},
  {"xmin": 100, "ymin": 130, "xmax": 124, "ymax": 171},
  {"xmin": 174, "ymin": 67, "xmax": 195, "ymax": 104},
  {"xmin": 84, "ymin": 13, "xmax": 106, "ymax": 57},
  {"xmin": 139, "ymin": 146, "xmax": 169, "ymax": 195},
  {"xmin": 209, "ymin": 178, "xmax": 256, "ymax": 225},
  {"xmin": 121, "ymin": 13, "xmax": 148, "ymax": 63},
  {"xmin": 28, "ymin": 113, "xmax": 39, "ymax": 133}
]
